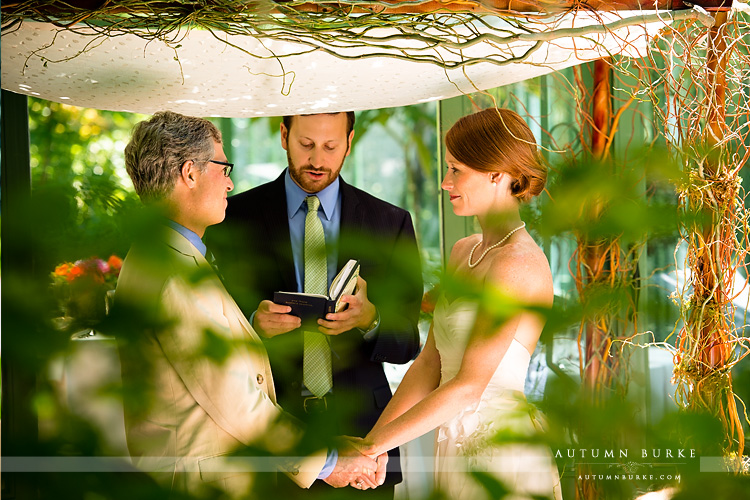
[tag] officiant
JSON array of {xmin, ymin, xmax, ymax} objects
[{"xmin": 209, "ymin": 111, "xmax": 423, "ymax": 497}]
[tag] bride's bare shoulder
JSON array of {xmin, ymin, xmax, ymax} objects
[
  {"xmin": 447, "ymin": 234, "xmax": 482, "ymax": 268},
  {"xmin": 486, "ymin": 238, "xmax": 553, "ymax": 304}
]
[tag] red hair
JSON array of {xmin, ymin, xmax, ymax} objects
[{"xmin": 446, "ymin": 108, "xmax": 546, "ymax": 202}]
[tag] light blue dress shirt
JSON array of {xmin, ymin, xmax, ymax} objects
[
  {"xmin": 282, "ymin": 168, "xmax": 380, "ymax": 340},
  {"xmin": 285, "ymin": 170, "xmax": 391, "ymax": 479},
  {"xmin": 318, "ymin": 448, "xmax": 338, "ymax": 480},
  {"xmin": 283, "ymin": 169, "xmax": 380, "ymax": 341},
  {"xmin": 167, "ymin": 220, "xmax": 206, "ymax": 257}
]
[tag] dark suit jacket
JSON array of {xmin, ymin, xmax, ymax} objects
[{"xmin": 209, "ymin": 171, "xmax": 423, "ymax": 485}]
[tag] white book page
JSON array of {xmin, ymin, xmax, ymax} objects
[{"xmin": 330, "ymin": 259, "xmax": 357, "ymax": 299}]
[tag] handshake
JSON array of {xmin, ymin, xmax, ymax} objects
[{"xmin": 322, "ymin": 437, "xmax": 387, "ymax": 490}]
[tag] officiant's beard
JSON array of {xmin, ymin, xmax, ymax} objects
[{"xmin": 287, "ymin": 152, "xmax": 346, "ymax": 194}]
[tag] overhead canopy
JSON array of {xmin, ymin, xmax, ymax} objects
[{"xmin": 1, "ymin": 8, "xmax": 710, "ymax": 117}]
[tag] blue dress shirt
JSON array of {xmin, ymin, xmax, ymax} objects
[
  {"xmin": 283, "ymin": 170, "xmax": 380, "ymax": 342},
  {"xmin": 167, "ymin": 220, "xmax": 207, "ymax": 257},
  {"xmin": 318, "ymin": 448, "xmax": 338, "ymax": 480}
]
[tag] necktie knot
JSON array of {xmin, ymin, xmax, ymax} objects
[{"xmin": 306, "ymin": 195, "xmax": 320, "ymax": 213}]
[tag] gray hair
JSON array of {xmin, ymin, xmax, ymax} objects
[{"xmin": 124, "ymin": 111, "xmax": 222, "ymax": 203}]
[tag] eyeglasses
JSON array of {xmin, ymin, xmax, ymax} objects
[{"xmin": 208, "ymin": 159, "xmax": 234, "ymax": 177}]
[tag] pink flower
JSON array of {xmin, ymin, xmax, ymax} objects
[{"xmin": 95, "ymin": 258, "xmax": 110, "ymax": 274}]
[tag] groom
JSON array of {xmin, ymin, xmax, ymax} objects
[{"xmin": 114, "ymin": 110, "xmax": 381, "ymax": 497}]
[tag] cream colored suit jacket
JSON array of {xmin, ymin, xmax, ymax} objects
[{"xmin": 115, "ymin": 226, "xmax": 326, "ymax": 496}]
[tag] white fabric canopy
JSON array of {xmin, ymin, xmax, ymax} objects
[{"xmin": 1, "ymin": 11, "xmax": 683, "ymax": 117}]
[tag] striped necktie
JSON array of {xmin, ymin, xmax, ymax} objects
[{"xmin": 302, "ymin": 195, "xmax": 332, "ymax": 398}]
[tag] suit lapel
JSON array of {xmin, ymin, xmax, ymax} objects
[
  {"xmin": 338, "ymin": 177, "xmax": 364, "ymax": 271},
  {"xmin": 263, "ymin": 174, "xmax": 298, "ymax": 293}
]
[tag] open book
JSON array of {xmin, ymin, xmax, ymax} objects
[{"xmin": 273, "ymin": 259, "xmax": 360, "ymax": 324}]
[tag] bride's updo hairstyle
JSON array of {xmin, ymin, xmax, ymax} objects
[{"xmin": 445, "ymin": 108, "xmax": 546, "ymax": 202}]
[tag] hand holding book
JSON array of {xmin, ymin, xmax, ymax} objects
[
  {"xmin": 270, "ymin": 259, "xmax": 378, "ymax": 336},
  {"xmin": 317, "ymin": 275, "xmax": 378, "ymax": 336},
  {"xmin": 252, "ymin": 299, "xmax": 302, "ymax": 338},
  {"xmin": 274, "ymin": 259, "xmax": 360, "ymax": 327}
]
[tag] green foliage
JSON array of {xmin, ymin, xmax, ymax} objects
[
  {"xmin": 539, "ymin": 149, "xmax": 693, "ymax": 242},
  {"xmin": 28, "ymin": 99, "xmax": 143, "ymax": 269}
]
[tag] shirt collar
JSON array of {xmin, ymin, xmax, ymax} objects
[
  {"xmin": 284, "ymin": 168, "xmax": 340, "ymax": 221},
  {"xmin": 166, "ymin": 220, "xmax": 207, "ymax": 257}
]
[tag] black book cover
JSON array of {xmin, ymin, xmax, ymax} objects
[
  {"xmin": 273, "ymin": 259, "xmax": 360, "ymax": 326},
  {"xmin": 272, "ymin": 292, "xmax": 336, "ymax": 325}
]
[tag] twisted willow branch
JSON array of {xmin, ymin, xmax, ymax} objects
[
  {"xmin": 1, "ymin": 1, "xmax": 713, "ymax": 71},
  {"xmin": 621, "ymin": 12, "xmax": 750, "ymax": 468}
]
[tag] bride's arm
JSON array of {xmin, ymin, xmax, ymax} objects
[
  {"xmin": 370, "ymin": 324, "xmax": 441, "ymax": 432},
  {"xmin": 362, "ymin": 313, "xmax": 521, "ymax": 456},
  {"xmin": 362, "ymin": 250, "xmax": 552, "ymax": 457},
  {"xmin": 368, "ymin": 238, "xmax": 468, "ymax": 433}
]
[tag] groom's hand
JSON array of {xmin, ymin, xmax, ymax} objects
[
  {"xmin": 375, "ymin": 453, "xmax": 389, "ymax": 486},
  {"xmin": 344, "ymin": 437, "xmax": 388, "ymax": 489},
  {"xmin": 350, "ymin": 451, "xmax": 388, "ymax": 489},
  {"xmin": 323, "ymin": 442, "xmax": 378, "ymax": 488}
]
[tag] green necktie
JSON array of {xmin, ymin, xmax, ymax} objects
[{"xmin": 303, "ymin": 196, "xmax": 332, "ymax": 398}]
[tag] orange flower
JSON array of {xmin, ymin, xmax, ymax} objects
[
  {"xmin": 54, "ymin": 262, "xmax": 73, "ymax": 278},
  {"xmin": 107, "ymin": 254, "xmax": 123, "ymax": 272},
  {"xmin": 68, "ymin": 265, "xmax": 85, "ymax": 282},
  {"xmin": 420, "ymin": 285, "xmax": 440, "ymax": 314}
]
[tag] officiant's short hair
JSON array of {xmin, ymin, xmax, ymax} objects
[
  {"xmin": 283, "ymin": 111, "xmax": 355, "ymax": 136},
  {"xmin": 125, "ymin": 111, "xmax": 222, "ymax": 203}
]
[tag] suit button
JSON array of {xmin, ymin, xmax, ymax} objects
[
  {"xmin": 256, "ymin": 374, "xmax": 264, "ymax": 385},
  {"xmin": 291, "ymin": 467, "xmax": 299, "ymax": 476}
]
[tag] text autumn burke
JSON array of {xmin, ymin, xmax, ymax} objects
[{"xmin": 555, "ymin": 449, "xmax": 697, "ymax": 459}]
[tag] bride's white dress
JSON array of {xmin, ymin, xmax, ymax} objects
[{"xmin": 433, "ymin": 294, "xmax": 562, "ymax": 500}]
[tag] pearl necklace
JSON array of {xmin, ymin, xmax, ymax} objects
[{"xmin": 467, "ymin": 222, "xmax": 526, "ymax": 268}]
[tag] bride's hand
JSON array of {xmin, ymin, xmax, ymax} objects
[
  {"xmin": 343, "ymin": 435, "xmax": 380, "ymax": 459},
  {"xmin": 357, "ymin": 437, "xmax": 379, "ymax": 458},
  {"xmin": 348, "ymin": 452, "xmax": 389, "ymax": 489}
]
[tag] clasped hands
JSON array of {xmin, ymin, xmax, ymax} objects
[{"xmin": 323, "ymin": 437, "xmax": 387, "ymax": 490}]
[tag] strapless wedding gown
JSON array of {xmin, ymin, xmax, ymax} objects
[{"xmin": 433, "ymin": 295, "xmax": 562, "ymax": 500}]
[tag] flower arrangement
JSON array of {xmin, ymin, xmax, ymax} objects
[
  {"xmin": 51, "ymin": 255, "xmax": 123, "ymax": 287},
  {"xmin": 51, "ymin": 255, "xmax": 123, "ymax": 328}
]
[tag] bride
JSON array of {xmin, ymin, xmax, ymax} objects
[{"xmin": 354, "ymin": 108, "xmax": 562, "ymax": 499}]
